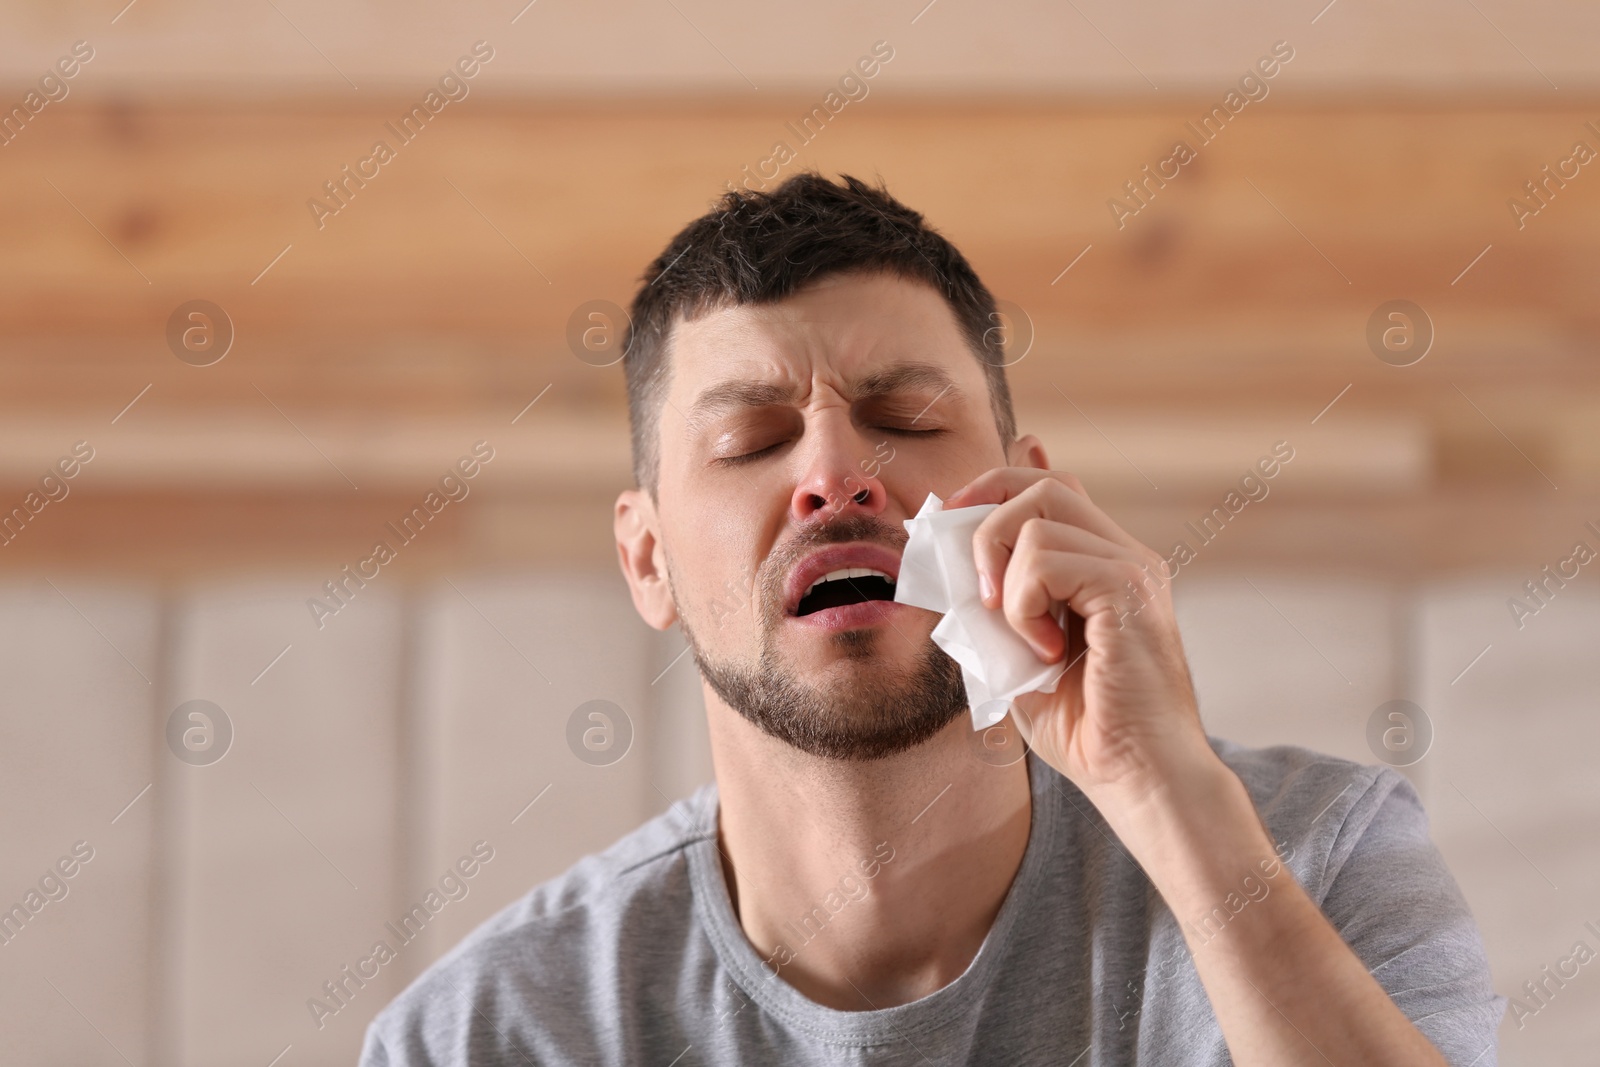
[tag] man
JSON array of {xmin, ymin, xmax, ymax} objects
[{"xmin": 360, "ymin": 173, "xmax": 1504, "ymax": 1065}]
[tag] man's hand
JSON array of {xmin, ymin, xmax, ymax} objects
[
  {"xmin": 944, "ymin": 466, "xmax": 1454, "ymax": 1067},
  {"xmin": 944, "ymin": 467, "xmax": 1215, "ymax": 805}
]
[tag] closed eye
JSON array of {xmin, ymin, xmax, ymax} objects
[
  {"xmin": 714, "ymin": 440, "xmax": 791, "ymax": 466},
  {"xmin": 715, "ymin": 426, "xmax": 942, "ymax": 466}
]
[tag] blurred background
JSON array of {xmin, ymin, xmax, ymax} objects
[{"xmin": 2, "ymin": 0, "xmax": 1597, "ymax": 1063}]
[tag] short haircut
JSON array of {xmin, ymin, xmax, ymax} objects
[{"xmin": 621, "ymin": 172, "xmax": 1018, "ymax": 495}]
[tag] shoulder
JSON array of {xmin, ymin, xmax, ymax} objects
[
  {"xmin": 1208, "ymin": 733, "xmax": 1391, "ymax": 813},
  {"xmin": 1206, "ymin": 738, "xmax": 1507, "ymax": 1054},
  {"xmin": 359, "ymin": 788, "xmax": 717, "ymax": 1067},
  {"xmin": 1205, "ymin": 735, "xmax": 1421, "ymax": 896}
]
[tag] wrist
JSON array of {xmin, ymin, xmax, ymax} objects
[
  {"xmin": 1080, "ymin": 735, "xmax": 1234, "ymax": 830},
  {"xmin": 1085, "ymin": 752, "xmax": 1278, "ymax": 902}
]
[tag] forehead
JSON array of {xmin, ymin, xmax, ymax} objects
[{"xmin": 665, "ymin": 271, "xmax": 978, "ymax": 395}]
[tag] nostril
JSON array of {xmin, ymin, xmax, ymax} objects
[{"xmin": 852, "ymin": 488, "xmax": 869, "ymax": 504}]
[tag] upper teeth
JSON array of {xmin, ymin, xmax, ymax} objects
[{"xmin": 804, "ymin": 568, "xmax": 893, "ymax": 597}]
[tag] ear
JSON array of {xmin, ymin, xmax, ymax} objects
[
  {"xmin": 614, "ymin": 488, "xmax": 678, "ymax": 631},
  {"xmin": 1006, "ymin": 432, "xmax": 1049, "ymax": 471}
]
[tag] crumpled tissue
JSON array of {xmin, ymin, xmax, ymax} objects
[{"xmin": 894, "ymin": 492, "xmax": 1070, "ymax": 730}]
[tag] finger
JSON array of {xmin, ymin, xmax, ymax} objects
[
  {"xmin": 983, "ymin": 516, "xmax": 1147, "ymax": 609},
  {"xmin": 944, "ymin": 466, "xmax": 1051, "ymax": 509},
  {"xmin": 1003, "ymin": 547, "xmax": 1150, "ymax": 661},
  {"xmin": 947, "ymin": 466, "xmax": 1091, "ymax": 508},
  {"xmin": 969, "ymin": 478, "xmax": 1159, "ymax": 603},
  {"xmin": 956, "ymin": 470, "xmax": 1137, "ymax": 551}
]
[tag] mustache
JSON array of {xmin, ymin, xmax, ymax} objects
[
  {"xmin": 792, "ymin": 512, "xmax": 907, "ymax": 552},
  {"xmin": 772, "ymin": 511, "xmax": 907, "ymax": 569}
]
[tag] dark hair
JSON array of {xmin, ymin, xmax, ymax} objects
[{"xmin": 621, "ymin": 172, "xmax": 1018, "ymax": 495}]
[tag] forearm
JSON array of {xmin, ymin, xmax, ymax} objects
[{"xmin": 1086, "ymin": 755, "xmax": 1448, "ymax": 1067}]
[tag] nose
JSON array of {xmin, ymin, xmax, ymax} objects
[{"xmin": 789, "ymin": 421, "xmax": 889, "ymax": 527}]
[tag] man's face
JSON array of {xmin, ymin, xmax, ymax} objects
[{"xmin": 628, "ymin": 271, "xmax": 1024, "ymax": 761}]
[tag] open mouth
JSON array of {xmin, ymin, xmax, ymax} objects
[{"xmin": 795, "ymin": 568, "xmax": 898, "ymax": 617}]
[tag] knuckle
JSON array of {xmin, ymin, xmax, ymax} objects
[
  {"xmin": 970, "ymin": 523, "xmax": 996, "ymax": 557},
  {"xmin": 1035, "ymin": 477, "xmax": 1068, "ymax": 501},
  {"xmin": 1006, "ymin": 536, "xmax": 1035, "ymax": 577}
]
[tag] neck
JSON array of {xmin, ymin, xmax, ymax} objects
[{"xmin": 706, "ymin": 697, "xmax": 1033, "ymax": 1011}]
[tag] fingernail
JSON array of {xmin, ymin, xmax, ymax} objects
[{"xmin": 979, "ymin": 572, "xmax": 995, "ymax": 603}]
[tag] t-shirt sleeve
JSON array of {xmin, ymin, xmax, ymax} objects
[
  {"xmin": 1314, "ymin": 768, "xmax": 1507, "ymax": 1067},
  {"xmin": 356, "ymin": 977, "xmax": 538, "ymax": 1067},
  {"xmin": 357, "ymin": 1022, "xmax": 393, "ymax": 1067}
]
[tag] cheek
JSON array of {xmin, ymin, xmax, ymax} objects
[
  {"xmin": 717, "ymin": 513, "xmax": 774, "ymax": 611},
  {"xmin": 666, "ymin": 510, "xmax": 767, "ymax": 638},
  {"xmin": 881, "ymin": 434, "xmax": 998, "ymax": 505}
]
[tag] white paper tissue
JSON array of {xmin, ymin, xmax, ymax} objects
[{"xmin": 894, "ymin": 492, "xmax": 1070, "ymax": 730}]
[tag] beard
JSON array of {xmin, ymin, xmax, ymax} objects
[{"xmin": 674, "ymin": 512, "xmax": 969, "ymax": 762}]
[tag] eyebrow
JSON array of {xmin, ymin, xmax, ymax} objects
[{"xmin": 685, "ymin": 360, "xmax": 966, "ymax": 427}]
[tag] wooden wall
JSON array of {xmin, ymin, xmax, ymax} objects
[{"xmin": 2, "ymin": 96, "xmax": 1597, "ymax": 574}]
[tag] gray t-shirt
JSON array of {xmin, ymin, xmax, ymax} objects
[{"xmin": 359, "ymin": 737, "xmax": 1506, "ymax": 1065}]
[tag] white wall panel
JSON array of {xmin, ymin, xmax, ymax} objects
[
  {"xmin": 1419, "ymin": 581, "xmax": 1600, "ymax": 1066},
  {"xmin": 411, "ymin": 571, "xmax": 662, "ymax": 959},
  {"xmin": 0, "ymin": 580, "xmax": 160, "ymax": 1066},
  {"xmin": 1172, "ymin": 570, "xmax": 1404, "ymax": 768},
  {"xmin": 167, "ymin": 579, "xmax": 404, "ymax": 1067}
]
